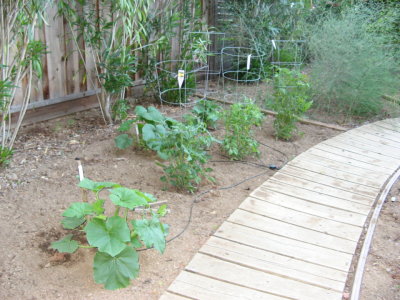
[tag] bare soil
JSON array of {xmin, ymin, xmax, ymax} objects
[
  {"xmin": 360, "ymin": 180, "xmax": 400, "ymax": 300},
  {"xmin": 0, "ymin": 107, "xmax": 397, "ymax": 300}
]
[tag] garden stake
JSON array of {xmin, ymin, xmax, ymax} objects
[{"xmin": 76, "ymin": 158, "xmax": 88, "ymax": 202}]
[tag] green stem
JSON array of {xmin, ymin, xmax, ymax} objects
[
  {"xmin": 114, "ymin": 206, "xmax": 120, "ymax": 216},
  {"xmin": 79, "ymin": 245, "xmax": 95, "ymax": 249},
  {"xmin": 124, "ymin": 208, "xmax": 129, "ymax": 221}
]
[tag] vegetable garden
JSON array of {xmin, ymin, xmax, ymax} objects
[{"xmin": 0, "ymin": 0, "xmax": 399, "ymax": 299}]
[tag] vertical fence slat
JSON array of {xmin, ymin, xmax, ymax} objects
[{"xmin": 45, "ymin": 5, "xmax": 67, "ymax": 99}]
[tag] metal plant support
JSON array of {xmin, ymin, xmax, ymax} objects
[
  {"xmin": 155, "ymin": 59, "xmax": 209, "ymax": 119},
  {"xmin": 221, "ymin": 46, "xmax": 265, "ymax": 103},
  {"xmin": 188, "ymin": 31, "xmax": 226, "ymax": 95}
]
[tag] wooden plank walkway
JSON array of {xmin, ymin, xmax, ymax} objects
[{"xmin": 161, "ymin": 118, "xmax": 400, "ymax": 300}]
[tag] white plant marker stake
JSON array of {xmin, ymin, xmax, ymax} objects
[
  {"xmin": 271, "ymin": 39, "xmax": 276, "ymax": 50},
  {"xmin": 178, "ymin": 70, "xmax": 185, "ymax": 88},
  {"xmin": 76, "ymin": 159, "xmax": 88, "ymax": 202},
  {"xmin": 246, "ymin": 54, "xmax": 252, "ymax": 70},
  {"xmin": 135, "ymin": 123, "xmax": 140, "ymax": 143},
  {"xmin": 77, "ymin": 160, "xmax": 84, "ymax": 181}
]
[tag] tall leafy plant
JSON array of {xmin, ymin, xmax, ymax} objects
[
  {"xmin": 270, "ymin": 68, "xmax": 312, "ymax": 140},
  {"xmin": 309, "ymin": 4, "xmax": 400, "ymax": 117},
  {"xmin": 0, "ymin": 0, "xmax": 51, "ymax": 160},
  {"xmin": 58, "ymin": 0, "xmax": 153, "ymax": 124}
]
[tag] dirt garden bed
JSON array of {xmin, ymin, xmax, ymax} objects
[{"xmin": 0, "ymin": 107, "xmax": 398, "ymax": 300}]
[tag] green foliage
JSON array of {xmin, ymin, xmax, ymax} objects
[
  {"xmin": 51, "ymin": 234, "xmax": 79, "ymax": 254},
  {"xmin": 192, "ymin": 100, "xmax": 221, "ymax": 129},
  {"xmin": 270, "ymin": 68, "xmax": 312, "ymax": 140},
  {"xmin": 112, "ymin": 99, "xmax": 130, "ymax": 121},
  {"xmin": 93, "ymin": 246, "xmax": 139, "ymax": 290},
  {"xmin": 157, "ymin": 122, "xmax": 216, "ymax": 193},
  {"xmin": 222, "ymin": 99, "xmax": 263, "ymax": 160},
  {"xmin": 115, "ymin": 106, "xmax": 176, "ymax": 152},
  {"xmin": 309, "ymin": 4, "xmax": 400, "ymax": 117},
  {"xmin": 114, "ymin": 105, "xmax": 216, "ymax": 192},
  {"xmin": 51, "ymin": 178, "xmax": 168, "ymax": 290},
  {"xmin": 0, "ymin": 146, "xmax": 13, "ymax": 167}
]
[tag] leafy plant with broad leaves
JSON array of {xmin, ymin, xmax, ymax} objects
[
  {"xmin": 51, "ymin": 178, "xmax": 169, "ymax": 290},
  {"xmin": 157, "ymin": 121, "xmax": 216, "ymax": 193},
  {"xmin": 269, "ymin": 67, "xmax": 312, "ymax": 140},
  {"xmin": 191, "ymin": 99, "xmax": 221, "ymax": 129},
  {"xmin": 222, "ymin": 99, "xmax": 263, "ymax": 160},
  {"xmin": 115, "ymin": 105, "xmax": 176, "ymax": 154}
]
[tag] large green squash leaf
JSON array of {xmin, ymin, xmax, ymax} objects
[
  {"xmin": 51, "ymin": 234, "xmax": 79, "ymax": 253},
  {"xmin": 94, "ymin": 246, "xmax": 139, "ymax": 290},
  {"xmin": 131, "ymin": 217, "xmax": 168, "ymax": 254},
  {"xmin": 109, "ymin": 187, "xmax": 149, "ymax": 209},
  {"xmin": 135, "ymin": 105, "xmax": 165, "ymax": 124},
  {"xmin": 142, "ymin": 124, "xmax": 167, "ymax": 151},
  {"xmin": 84, "ymin": 216, "xmax": 130, "ymax": 256},
  {"xmin": 62, "ymin": 202, "xmax": 94, "ymax": 218},
  {"xmin": 61, "ymin": 216, "xmax": 86, "ymax": 229},
  {"xmin": 78, "ymin": 178, "xmax": 120, "ymax": 192},
  {"xmin": 115, "ymin": 134, "xmax": 133, "ymax": 149}
]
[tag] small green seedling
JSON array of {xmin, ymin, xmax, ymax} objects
[{"xmin": 51, "ymin": 178, "xmax": 169, "ymax": 290}]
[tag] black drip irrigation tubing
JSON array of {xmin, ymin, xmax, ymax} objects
[{"xmin": 138, "ymin": 140, "xmax": 290, "ymax": 252}]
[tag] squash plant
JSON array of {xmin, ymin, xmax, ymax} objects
[
  {"xmin": 51, "ymin": 178, "xmax": 169, "ymax": 290},
  {"xmin": 115, "ymin": 105, "xmax": 176, "ymax": 156}
]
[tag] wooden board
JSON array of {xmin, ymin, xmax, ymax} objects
[
  {"xmin": 269, "ymin": 172, "xmax": 375, "ymax": 204},
  {"xmin": 215, "ymin": 222, "xmax": 353, "ymax": 271},
  {"xmin": 349, "ymin": 129, "xmax": 400, "ymax": 149},
  {"xmin": 231, "ymin": 206, "xmax": 358, "ymax": 252},
  {"xmin": 286, "ymin": 159, "xmax": 382, "ymax": 188},
  {"xmin": 258, "ymin": 181, "xmax": 372, "ymax": 214},
  {"xmin": 321, "ymin": 139, "xmax": 397, "ymax": 163},
  {"xmin": 292, "ymin": 154, "xmax": 388, "ymax": 184},
  {"xmin": 185, "ymin": 253, "xmax": 343, "ymax": 300},
  {"xmin": 250, "ymin": 187, "xmax": 368, "ymax": 226},
  {"xmin": 201, "ymin": 236, "xmax": 346, "ymax": 290},
  {"xmin": 374, "ymin": 120, "xmax": 400, "ymax": 133},
  {"xmin": 235, "ymin": 200, "xmax": 362, "ymax": 243},
  {"xmin": 45, "ymin": 6, "xmax": 67, "ymax": 99},
  {"xmin": 168, "ymin": 271, "xmax": 285, "ymax": 300},
  {"xmin": 159, "ymin": 292, "xmax": 190, "ymax": 300},
  {"xmin": 356, "ymin": 126, "xmax": 400, "ymax": 144},
  {"xmin": 298, "ymin": 151, "xmax": 392, "ymax": 176},
  {"xmin": 314, "ymin": 143, "xmax": 397, "ymax": 168},
  {"xmin": 330, "ymin": 135, "xmax": 400, "ymax": 159},
  {"xmin": 279, "ymin": 165, "xmax": 379, "ymax": 197}
]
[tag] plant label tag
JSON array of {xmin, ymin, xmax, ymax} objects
[
  {"xmin": 247, "ymin": 54, "xmax": 252, "ymax": 70},
  {"xmin": 271, "ymin": 40, "xmax": 276, "ymax": 49},
  {"xmin": 178, "ymin": 70, "xmax": 185, "ymax": 88}
]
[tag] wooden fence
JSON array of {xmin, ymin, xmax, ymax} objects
[{"xmin": 11, "ymin": 0, "xmax": 218, "ymax": 125}]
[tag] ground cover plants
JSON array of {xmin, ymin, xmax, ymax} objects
[{"xmin": 51, "ymin": 178, "xmax": 168, "ymax": 290}]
